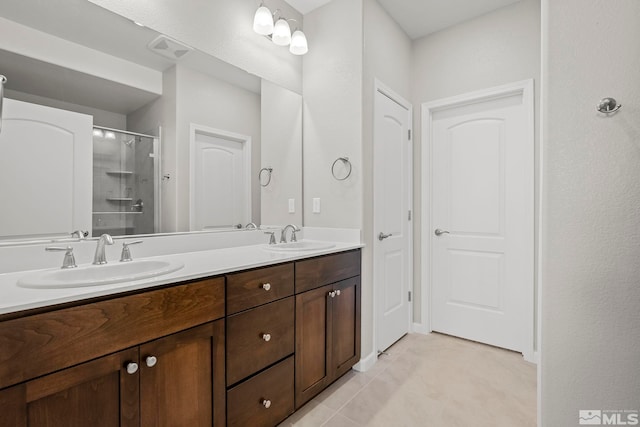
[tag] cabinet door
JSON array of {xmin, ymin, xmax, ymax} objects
[
  {"xmin": 0, "ymin": 348, "xmax": 139, "ymax": 427},
  {"xmin": 294, "ymin": 284, "xmax": 332, "ymax": 408},
  {"xmin": 331, "ymin": 277, "xmax": 361, "ymax": 379},
  {"xmin": 139, "ymin": 320, "xmax": 225, "ymax": 427}
]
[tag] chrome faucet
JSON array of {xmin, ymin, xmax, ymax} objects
[
  {"xmin": 93, "ymin": 234, "xmax": 114, "ymax": 265},
  {"xmin": 280, "ymin": 224, "xmax": 300, "ymax": 243}
]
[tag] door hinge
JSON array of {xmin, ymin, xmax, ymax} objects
[
  {"xmin": 408, "ymin": 210, "xmax": 412, "ymax": 221},
  {"xmin": 408, "ymin": 291, "xmax": 412, "ymax": 302},
  {"xmin": 408, "ymin": 129, "xmax": 412, "ymax": 140}
]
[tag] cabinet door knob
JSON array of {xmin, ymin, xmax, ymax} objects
[
  {"xmin": 328, "ymin": 291, "xmax": 335, "ymax": 298},
  {"xmin": 336, "ymin": 290, "xmax": 341, "ymax": 296},
  {"xmin": 262, "ymin": 333, "xmax": 272, "ymax": 342},
  {"xmin": 262, "ymin": 283, "xmax": 271, "ymax": 291},
  {"xmin": 262, "ymin": 399, "xmax": 272, "ymax": 409},
  {"xmin": 126, "ymin": 362, "xmax": 139, "ymax": 375},
  {"xmin": 145, "ymin": 355, "xmax": 158, "ymax": 368}
]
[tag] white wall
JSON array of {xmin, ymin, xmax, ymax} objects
[
  {"xmin": 361, "ymin": 0, "xmax": 412, "ymax": 359},
  {"xmin": 89, "ymin": 0, "xmax": 303, "ymax": 94},
  {"xmin": 302, "ymin": 0, "xmax": 363, "ymax": 229},
  {"xmin": 411, "ymin": 0, "xmax": 541, "ymax": 325},
  {"xmin": 261, "ymin": 80, "xmax": 303, "ymax": 227},
  {"xmin": 541, "ymin": 0, "xmax": 640, "ymax": 424}
]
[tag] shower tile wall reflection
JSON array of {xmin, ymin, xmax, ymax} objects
[{"xmin": 92, "ymin": 128, "xmax": 158, "ymax": 236}]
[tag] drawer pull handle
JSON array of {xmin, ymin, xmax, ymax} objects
[
  {"xmin": 262, "ymin": 333, "xmax": 272, "ymax": 342},
  {"xmin": 145, "ymin": 356, "xmax": 158, "ymax": 368},
  {"xmin": 262, "ymin": 399, "xmax": 272, "ymax": 409},
  {"xmin": 262, "ymin": 283, "xmax": 272, "ymax": 291},
  {"xmin": 126, "ymin": 362, "xmax": 139, "ymax": 375}
]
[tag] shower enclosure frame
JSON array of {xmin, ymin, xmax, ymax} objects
[{"xmin": 93, "ymin": 125, "xmax": 161, "ymax": 235}]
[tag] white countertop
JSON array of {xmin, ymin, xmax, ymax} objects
[{"xmin": 0, "ymin": 240, "xmax": 363, "ymax": 316}]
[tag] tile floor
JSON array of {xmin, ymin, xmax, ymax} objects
[{"xmin": 279, "ymin": 332, "xmax": 537, "ymax": 426}]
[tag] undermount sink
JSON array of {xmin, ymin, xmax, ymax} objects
[
  {"xmin": 264, "ymin": 241, "xmax": 336, "ymax": 252},
  {"xmin": 17, "ymin": 259, "xmax": 184, "ymax": 289}
]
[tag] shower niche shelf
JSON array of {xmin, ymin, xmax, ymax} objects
[{"xmin": 106, "ymin": 170, "xmax": 134, "ymax": 176}]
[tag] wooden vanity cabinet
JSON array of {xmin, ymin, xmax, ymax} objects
[
  {"xmin": 0, "ymin": 277, "xmax": 226, "ymax": 427},
  {"xmin": 294, "ymin": 251, "xmax": 362, "ymax": 409},
  {"xmin": 225, "ymin": 263, "xmax": 296, "ymax": 426},
  {"xmin": 0, "ymin": 348, "xmax": 140, "ymax": 427}
]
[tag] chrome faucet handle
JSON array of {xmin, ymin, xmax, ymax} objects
[
  {"xmin": 46, "ymin": 246, "xmax": 77, "ymax": 269},
  {"xmin": 70, "ymin": 230, "xmax": 88, "ymax": 239},
  {"xmin": 120, "ymin": 240, "xmax": 143, "ymax": 262},
  {"xmin": 264, "ymin": 231, "xmax": 277, "ymax": 245},
  {"xmin": 245, "ymin": 222, "xmax": 258, "ymax": 229}
]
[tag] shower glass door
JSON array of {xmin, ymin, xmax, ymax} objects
[{"xmin": 92, "ymin": 127, "xmax": 159, "ymax": 236}]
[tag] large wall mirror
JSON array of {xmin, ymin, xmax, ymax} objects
[{"xmin": 0, "ymin": 0, "xmax": 302, "ymax": 243}]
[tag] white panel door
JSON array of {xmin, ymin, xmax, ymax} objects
[
  {"xmin": 374, "ymin": 84, "xmax": 412, "ymax": 353},
  {"xmin": 191, "ymin": 127, "xmax": 250, "ymax": 231},
  {"xmin": 0, "ymin": 98, "xmax": 92, "ymax": 239},
  {"xmin": 430, "ymin": 87, "xmax": 533, "ymax": 353}
]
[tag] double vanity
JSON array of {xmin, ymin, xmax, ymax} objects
[{"xmin": 0, "ymin": 231, "xmax": 362, "ymax": 427}]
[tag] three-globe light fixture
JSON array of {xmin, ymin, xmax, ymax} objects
[{"xmin": 253, "ymin": 3, "xmax": 308, "ymax": 55}]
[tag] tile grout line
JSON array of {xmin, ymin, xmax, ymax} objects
[{"xmin": 319, "ymin": 351, "xmax": 404, "ymax": 427}]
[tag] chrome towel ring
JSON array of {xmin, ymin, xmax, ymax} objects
[
  {"xmin": 259, "ymin": 167, "xmax": 273, "ymax": 187},
  {"xmin": 331, "ymin": 157, "xmax": 352, "ymax": 181}
]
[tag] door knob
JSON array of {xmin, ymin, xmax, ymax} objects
[
  {"xmin": 434, "ymin": 229, "xmax": 450, "ymax": 236},
  {"xmin": 378, "ymin": 232, "xmax": 392, "ymax": 241},
  {"xmin": 145, "ymin": 356, "xmax": 158, "ymax": 368},
  {"xmin": 125, "ymin": 362, "xmax": 139, "ymax": 375}
]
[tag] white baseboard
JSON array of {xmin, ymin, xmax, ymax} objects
[
  {"xmin": 412, "ymin": 322, "xmax": 430, "ymax": 335},
  {"xmin": 353, "ymin": 351, "xmax": 377, "ymax": 372}
]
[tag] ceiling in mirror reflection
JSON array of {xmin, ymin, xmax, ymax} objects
[{"xmin": 0, "ymin": 0, "xmax": 261, "ymax": 114}]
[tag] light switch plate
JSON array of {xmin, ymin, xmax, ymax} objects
[
  {"xmin": 288, "ymin": 198, "xmax": 295, "ymax": 213},
  {"xmin": 313, "ymin": 198, "xmax": 321, "ymax": 213}
]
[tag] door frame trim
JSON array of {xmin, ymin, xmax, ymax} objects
[
  {"xmin": 189, "ymin": 123, "xmax": 252, "ymax": 231},
  {"xmin": 372, "ymin": 79, "xmax": 414, "ymax": 354},
  {"xmin": 420, "ymin": 79, "xmax": 535, "ymax": 362}
]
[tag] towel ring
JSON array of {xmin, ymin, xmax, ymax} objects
[
  {"xmin": 259, "ymin": 167, "xmax": 273, "ymax": 187},
  {"xmin": 331, "ymin": 157, "xmax": 352, "ymax": 181}
]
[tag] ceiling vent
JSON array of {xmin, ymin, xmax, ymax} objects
[{"xmin": 147, "ymin": 35, "xmax": 193, "ymax": 61}]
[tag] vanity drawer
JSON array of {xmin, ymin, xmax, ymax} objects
[
  {"xmin": 226, "ymin": 297, "xmax": 295, "ymax": 385},
  {"xmin": 0, "ymin": 277, "xmax": 225, "ymax": 390},
  {"xmin": 227, "ymin": 356, "xmax": 294, "ymax": 427},
  {"xmin": 227, "ymin": 263, "xmax": 294, "ymax": 314},
  {"xmin": 295, "ymin": 250, "xmax": 361, "ymax": 293}
]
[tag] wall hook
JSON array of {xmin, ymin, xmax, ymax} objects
[{"xmin": 596, "ymin": 97, "xmax": 622, "ymax": 114}]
